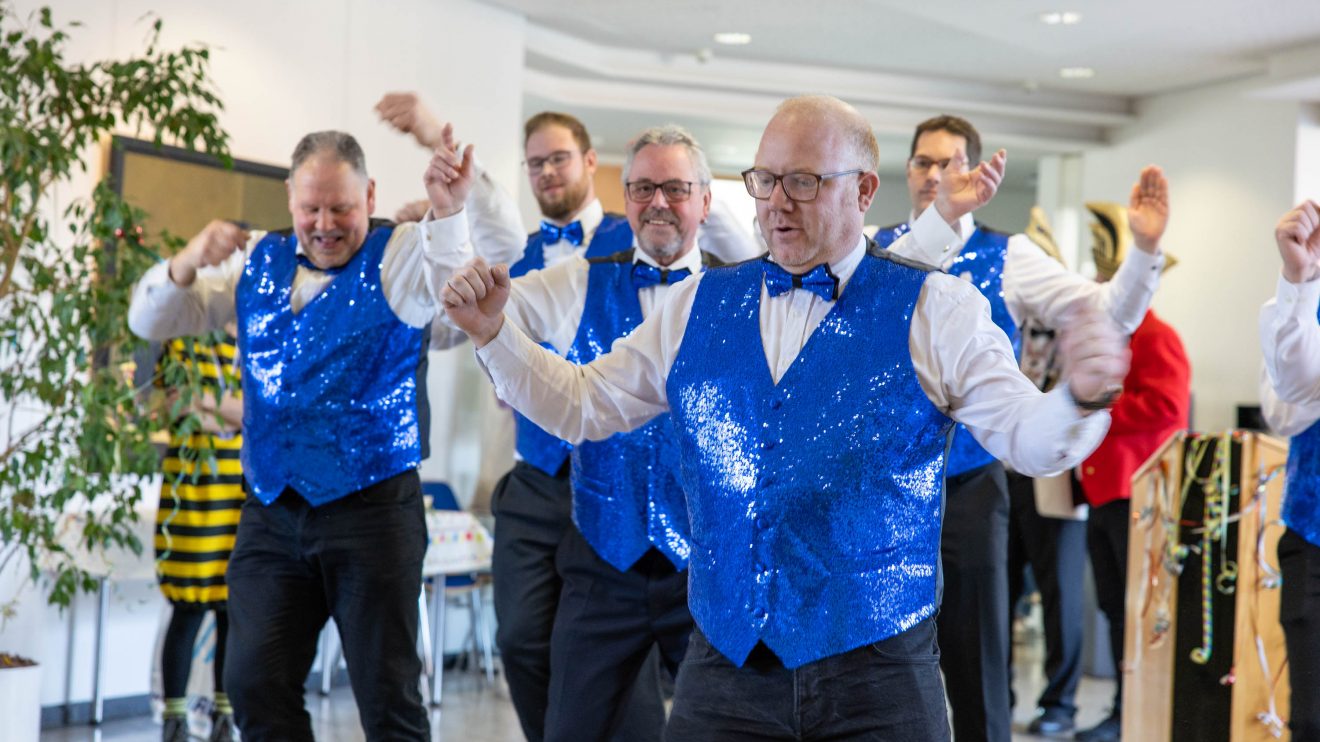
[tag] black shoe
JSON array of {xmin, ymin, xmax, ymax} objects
[
  {"xmin": 162, "ymin": 716, "xmax": 189, "ymax": 742},
  {"xmin": 1027, "ymin": 706, "xmax": 1075, "ymax": 737},
  {"xmin": 1075, "ymin": 713, "xmax": 1121, "ymax": 741},
  {"xmin": 209, "ymin": 711, "xmax": 235, "ymax": 742}
]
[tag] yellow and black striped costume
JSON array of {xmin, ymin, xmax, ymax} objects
[{"xmin": 154, "ymin": 336, "xmax": 243, "ymax": 609}]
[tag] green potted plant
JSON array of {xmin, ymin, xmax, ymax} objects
[{"xmin": 0, "ymin": 4, "xmax": 231, "ymax": 733}]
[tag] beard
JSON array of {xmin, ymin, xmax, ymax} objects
[
  {"xmin": 536, "ymin": 173, "xmax": 592, "ymax": 221},
  {"xmin": 636, "ymin": 207, "xmax": 685, "ymax": 264}
]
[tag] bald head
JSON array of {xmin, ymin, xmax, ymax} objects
[
  {"xmin": 771, "ymin": 95, "xmax": 879, "ymax": 174},
  {"xmin": 752, "ymin": 95, "xmax": 881, "ymax": 272}
]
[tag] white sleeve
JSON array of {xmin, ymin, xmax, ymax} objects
[
  {"xmin": 127, "ymin": 237, "xmax": 252, "ymax": 341},
  {"xmin": 500, "ymin": 258, "xmax": 590, "ymax": 354},
  {"xmin": 698, "ymin": 198, "xmax": 763, "ymax": 263},
  {"xmin": 473, "ymin": 274, "xmax": 699, "ymax": 444},
  {"xmin": 1003, "ymin": 235, "xmax": 1162, "ymax": 333},
  {"xmin": 912, "ymin": 271, "xmax": 1109, "ymax": 476},
  {"xmin": 1260, "ymin": 272, "xmax": 1320, "ymax": 406}
]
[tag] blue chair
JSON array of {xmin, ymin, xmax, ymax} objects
[{"xmin": 419, "ymin": 481, "xmax": 496, "ymax": 706}]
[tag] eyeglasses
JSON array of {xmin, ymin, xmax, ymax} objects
[
  {"xmin": 740, "ymin": 169, "xmax": 863, "ymax": 202},
  {"xmin": 624, "ymin": 179, "xmax": 702, "ymax": 203},
  {"xmin": 907, "ymin": 156, "xmax": 954, "ymax": 173},
  {"xmin": 524, "ymin": 150, "xmax": 577, "ymax": 175}
]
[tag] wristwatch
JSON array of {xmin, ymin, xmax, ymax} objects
[{"xmin": 1071, "ymin": 384, "xmax": 1121, "ymax": 411}]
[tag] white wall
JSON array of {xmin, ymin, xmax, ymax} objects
[
  {"xmin": 4, "ymin": 0, "xmax": 526, "ymax": 710},
  {"xmin": 1079, "ymin": 80, "xmax": 1302, "ymax": 431}
]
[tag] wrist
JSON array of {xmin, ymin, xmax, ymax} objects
[
  {"xmin": 472, "ymin": 316, "xmax": 504, "ymax": 349},
  {"xmin": 167, "ymin": 254, "xmax": 197, "ymax": 286},
  {"xmin": 1283, "ymin": 264, "xmax": 1319, "ymax": 285},
  {"xmin": 1134, "ymin": 237, "xmax": 1159, "ymax": 255}
]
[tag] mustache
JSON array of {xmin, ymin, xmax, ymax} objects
[{"xmin": 640, "ymin": 208, "xmax": 678, "ymax": 225}]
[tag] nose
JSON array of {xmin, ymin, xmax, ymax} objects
[
  {"xmin": 768, "ymin": 178, "xmax": 793, "ymax": 210},
  {"xmin": 315, "ymin": 209, "xmax": 333, "ymax": 231}
]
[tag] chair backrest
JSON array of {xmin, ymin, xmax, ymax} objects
[{"xmin": 422, "ymin": 481, "xmax": 460, "ymax": 511}]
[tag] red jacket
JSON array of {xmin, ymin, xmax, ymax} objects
[{"xmin": 1078, "ymin": 310, "xmax": 1191, "ymax": 508}]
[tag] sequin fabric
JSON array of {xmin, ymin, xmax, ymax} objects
[
  {"xmin": 1285, "ymin": 303, "xmax": 1320, "ymax": 547},
  {"xmin": 568, "ymin": 250, "xmax": 691, "ymax": 572},
  {"xmin": 876, "ymin": 223, "xmax": 1016, "ymax": 476},
  {"xmin": 666, "ymin": 253, "xmax": 954, "ymax": 669},
  {"xmin": 510, "ymin": 215, "xmax": 634, "ymax": 475},
  {"xmin": 236, "ymin": 226, "xmax": 424, "ymax": 506}
]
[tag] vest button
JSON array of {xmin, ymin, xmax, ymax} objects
[
  {"xmin": 758, "ymin": 475, "xmax": 775, "ymax": 489},
  {"xmin": 755, "ymin": 517, "xmax": 770, "ymax": 530},
  {"xmin": 763, "ymin": 439, "xmax": 776, "ymax": 451},
  {"xmin": 754, "ymin": 562, "xmax": 767, "ymax": 574},
  {"xmin": 754, "ymin": 608, "xmax": 768, "ymax": 622},
  {"xmin": 770, "ymin": 398, "xmax": 783, "ymax": 410}
]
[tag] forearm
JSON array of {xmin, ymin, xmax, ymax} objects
[
  {"xmin": 127, "ymin": 260, "xmax": 236, "ymax": 341},
  {"xmin": 1260, "ymin": 275, "xmax": 1320, "ymax": 404}
]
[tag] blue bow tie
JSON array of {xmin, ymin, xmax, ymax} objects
[
  {"xmin": 296, "ymin": 252, "xmax": 347, "ymax": 276},
  {"xmin": 539, "ymin": 220, "xmax": 585, "ymax": 247},
  {"xmin": 631, "ymin": 261, "xmax": 692, "ymax": 288},
  {"xmin": 760, "ymin": 257, "xmax": 839, "ymax": 301}
]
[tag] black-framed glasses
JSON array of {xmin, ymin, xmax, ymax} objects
[
  {"xmin": 907, "ymin": 156, "xmax": 954, "ymax": 173},
  {"xmin": 524, "ymin": 150, "xmax": 577, "ymax": 175},
  {"xmin": 740, "ymin": 169, "xmax": 863, "ymax": 202},
  {"xmin": 624, "ymin": 179, "xmax": 701, "ymax": 203}
]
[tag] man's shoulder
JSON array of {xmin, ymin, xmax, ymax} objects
[{"xmin": 866, "ymin": 238, "xmax": 941, "ymax": 273}]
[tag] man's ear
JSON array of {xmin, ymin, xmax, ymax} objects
[{"xmin": 858, "ymin": 171, "xmax": 880, "ymax": 212}]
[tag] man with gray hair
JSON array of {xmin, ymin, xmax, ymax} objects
[
  {"xmin": 127, "ymin": 130, "xmax": 512, "ymax": 741},
  {"xmin": 424, "ymin": 123, "xmax": 718, "ymax": 740}
]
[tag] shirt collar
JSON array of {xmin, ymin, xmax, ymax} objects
[
  {"xmin": 633, "ymin": 241, "xmax": 705, "ymax": 274},
  {"xmin": 762, "ymin": 236, "xmax": 867, "ymax": 299}
]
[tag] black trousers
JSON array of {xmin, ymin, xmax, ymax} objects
[
  {"xmin": 665, "ymin": 619, "xmax": 948, "ymax": 741},
  {"xmin": 491, "ymin": 461, "xmax": 665, "ymax": 742},
  {"xmin": 224, "ymin": 470, "xmax": 429, "ymax": 742},
  {"xmin": 939, "ymin": 462, "xmax": 1012, "ymax": 742},
  {"xmin": 162, "ymin": 606, "xmax": 228, "ymax": 699},
  {"xmin": 544, "ymin": 529, "xmax": 689, "ymax": 742},
  {"xmin": 1006, "ymin": 471, "xmax": 1086, "ymax": 716},
  {"xmin": 1086, "ymin": 498, "xmax": 1130, "ymax": 716},
  {"xmin": 1279, "ymin": 528, "xmax": 1320, "ymax": 740}
]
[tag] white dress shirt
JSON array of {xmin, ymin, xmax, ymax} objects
[
  {"xmin": 127, "ymin": 172, "xmax": 525, "ymax": 339},
  {"xmin": 1260, "ymin": 273, "xmax": 1320, "ymax": 436},
  {"xmin": 475, "ymin": 208, "xmax": 1110, "ymax": 478},
  {"xmin": 891, "ymin": 211, "xmax": 1164, "ymax": 335}
]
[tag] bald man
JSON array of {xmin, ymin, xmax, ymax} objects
[{"xmin": 440, "ymin": 96, "xmax": 1128, "ymax": 739}]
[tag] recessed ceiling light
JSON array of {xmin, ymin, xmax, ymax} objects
[
  {"xmin": 713, "ymin": 32, "xmax": 752, "ymax": 45},
  {"xmin": 1059, "ymin": 66, "xmax": 1094, "ymax": 79},
  {"xmin": 1039, "ymin": 11, "xmax": 1082, "ymax": 25}
]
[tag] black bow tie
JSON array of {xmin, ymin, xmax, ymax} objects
[
  {"xmin": 296, "ymin": 253, "xmax": 347, "ymax": 276},
  {"xmin": 631, "ymin": 262, "xmax": 693, "ymax": 288}
]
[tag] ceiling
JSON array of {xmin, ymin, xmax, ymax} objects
[{"xmin": 483, "ymin": 0, "xmax": 1320, "ymax": 189}]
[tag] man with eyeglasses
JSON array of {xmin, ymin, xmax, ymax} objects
[
  {"xmin": 873, "ymin": 114, "xmax": 1169, "ymax": 742},
  {"xmin": 377, "ymin": 94, "xmax": 670, "ymax": 740},
  {"xmin": 439, "ymin": 94, "xmax": 1131, "ymax": 740},
  {"xmin": 420, "ymin": 124, "xmax": 720, "ymax": 740}
]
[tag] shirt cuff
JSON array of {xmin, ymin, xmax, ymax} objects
[
  {"xmin": 907, "ymin": 206, "xmax": 960, "ymax": 264},
  {"xmin": 141, "ymin": 259, "xmax": 191, "ymax": 300},
  {"xmin": 1276, "ymin": 271, "xmax": 1320, "ymax": 320},
  {"xmin": 1123, "ymin": 245, "xmax": 1165, "ymax": 281},
  {"xmin": 422, "ymin": 210, "xmax": 472, "ymax": 258},
  {"xmin": 473, "ymin": 316, "xmax": 523, "ymax": 393},
  {"xmin": 1042, "ymin": 386, "xmax": 1110, "ymax": 473}
]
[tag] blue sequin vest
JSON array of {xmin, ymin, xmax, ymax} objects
[
  {"xmin": 876, "ymin": 222, "xmax": 1015, "ymax": 476},
  {"xmin": 236, "ymin": 225, "xmax": 424, "ymax": 506},
  {"xmin": 667, "ymin": 252, "xmax": 954, "ymax": 668},
  {"xmin": 567, "ymin": 250, "xmax": 690, "ymax": 572},
  {"xmin": 1285, "ymin": 303, "xmax": 1320, "ymax": 548},
  {"xmin": 509, "ymin": 214, "xmax": 634, "ymax": 475}
]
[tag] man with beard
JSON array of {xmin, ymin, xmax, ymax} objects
[
  {"xmin": 424, "ymin": 123, "xmax": 717, "ymax": 741},
  {"xmin": 874, "ymin": 115, "xmax": 1169, "ymax": 742},
  {"xmin": 127, "ymin": 131, "xmax": 495, "ymax": 741},
  {"xmin": 377, "ymin": 93, "xmax": 666, "ymax": 740},
  {"xmin": 438, "ymin": 95, "xmax": 1130, "ymax": 741}
]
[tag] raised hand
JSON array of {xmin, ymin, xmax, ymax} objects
[
  {"xmin": 424, "ymin": 123, "xmax": 476, "ymax": 218},
  {"xmin": 375, "ymin": 92, "xmax": 446, "ymax": 149},
  {"xmin": 933, "ymin": 149, "xmax": 1007, "ymax": 224},
  {"xmin": 169, "ymin": 220, "xmax": 249, "ymax": 287},
  {"xmin": 1058, "ymin": 304, "xmax": 1130, "ymax": 414},
  {"xmin": 1128, "ymin": 165, "xmax": 1169, "ymax": 254},
  {"xmin": 1275, "ymin": 201, "xmax": 1320, "ymax": 284},
  {"xmin": 442, "ymin": 256, "xmax": 510, "ymax": 347}
]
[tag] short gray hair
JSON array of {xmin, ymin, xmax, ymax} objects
[
  {"xmin": 290, "ymin": 131, "xmax": 368, "ymax": 177},
  {"xmin": 622, "ymin": 124, "xmax": 711, "ymax": 186}
]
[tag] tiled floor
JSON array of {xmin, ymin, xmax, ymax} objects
[{"xmin": 41, "ymin": 627, "xmax": 1118, "ymax": 741}]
